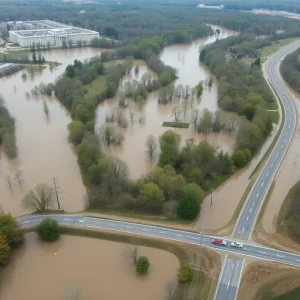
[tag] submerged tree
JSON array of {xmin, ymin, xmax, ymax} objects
[
  {"xmin": 171, "ymin": 105, "xmax": 182, "ymax": 122},
  {"xmin": 43, "ymin": 100, "xmax": 50, "ymax": 117},
  {"xmin": 22, "ymin": 183, "xmax": 54, "ymax": 212},
  {"xmin": 145, "ymin": 135, "xmax": 158, "ymax": 160}
]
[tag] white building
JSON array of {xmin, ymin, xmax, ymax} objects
[{"xmin": 9, "ymin": 20, "xmax": 99, "ymax": 48}]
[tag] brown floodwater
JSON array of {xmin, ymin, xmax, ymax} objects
[
  {"xmin": 0, "ymin": 48, "xmax": 104, "ymax": 216},
  {"xmin": 0, "ymin": 233, "xmax": 179, "ymax": 300},
  {"xmin": 195, "ymin": 121, "xmax": 278, "ymax": 232},
  {"xmin": 95, "ymin": 26, "xmax": 238, "ymax": 179},
  {"xmin": 262, "ymin": 84, "xmax": 300, "ymax": 233}
]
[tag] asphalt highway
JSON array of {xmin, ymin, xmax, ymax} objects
[
  {"xmin": 234, "ymin": 40, "xmax": 300, "ymax": 239},
  {"xmin": 217, "ymin": 39, "xmax": 300, "ymax": 300},
  {"xmin": 215, "ymin": 256, "xmax": 244, "ymax": 300},
  {"xmin": 16, "ymin": 40, "xmax": 300, "ymax": 300},
  {"xmin": 18, "ymin": 214, "xmax": 300, "ymax": 268}
]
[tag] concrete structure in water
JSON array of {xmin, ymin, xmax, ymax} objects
[{"xmin": 8, "ymin": 20, "xmax": 99, "ymax": 48}]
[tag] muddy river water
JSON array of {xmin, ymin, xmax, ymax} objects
[
  {"xmin": 0, "ymin": 26, "xmax": 238, "ymax": 218},
  {"xmin": 96, "ymin": 27, "xmax": 238, "ymax": 179},
  {"xmin": 0, "ymin": 233, "xmax": 179, "ymax": 300}
]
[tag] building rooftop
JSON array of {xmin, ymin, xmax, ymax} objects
[{"xmin": 9, "ymin": 20, "xmax": 98, "ymax": 37}]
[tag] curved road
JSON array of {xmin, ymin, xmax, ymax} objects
[
  {"xmin": 18, "ymin": 214, "xmax": 300, "ymax": 267},
  {"xmin": 234, "ymin": 40, "xmax": 300, "ymax": 239},
  {"xmin": 217, "ymin": 39, "xmax": 300, "ymax": 300},
  {"xmin": 16, "ymin": 40, "xmax": 300, "ymax": 300}
]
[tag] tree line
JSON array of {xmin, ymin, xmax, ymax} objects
[
  {"xmin": 200, "ymin": 36, "xmax": 274, "ymax": 156},
  {"xmin": 0, "ymin": 95, "xmax": 17, "ymax": 158},
  {"xmin": 0, "ymin": 213, "xmax": 24, "ymax": 265},
  {"xmin": 3, "ymin": 0, "xmax": 300, "ymax": 44},
  {"xmin": 281, "ymin": 48, "xmax": 300, "ymax": 93}
]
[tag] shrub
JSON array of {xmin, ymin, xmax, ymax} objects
[
  {"xmin": 177, "ymin": 196, "xmax": 200, "ymax": 220},
  {"xmin": 36, "ymin": 218, "xmax": 60, "ymax": 242},
  {"xmin": 178, "ymin": 264, "xmax": 193, "ymax": 282},
  {"xmin": 0, "ymin": 233, "xmax": 11, "ymax": 265},
  {"xmin": 136, "ymin": 256, "xmax": 150, "ymax": 274}
]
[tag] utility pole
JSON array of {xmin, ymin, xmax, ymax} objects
[
  {"xmin": 273, "ymin": 213, "xmax": 277, "ymax": 224},
  {"xmin": 210, "ymin": 188, "xmax": 214, "ymax": 206},
  {"xmin": 52, "ymin": 177, "xmax": 61, "ymax": 210}
]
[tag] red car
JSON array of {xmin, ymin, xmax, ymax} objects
[{"xmin": 212, "ymin": 238, "xmax": 227, "ymax": 246}]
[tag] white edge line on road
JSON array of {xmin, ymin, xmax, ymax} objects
[
  {"xmin": 247, "ymin": 48, "xmax": 298, "ymax": 239},
  {"xmin": 214, "ymin": 254, "xmax": 228, "ymax": 300},
  {"xmin": 234, "ymin": 259, "xmax": 245, "ymax": 300}
]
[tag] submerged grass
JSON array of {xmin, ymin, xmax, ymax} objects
[{"xmin": 162, "ymin": 121, "xmax": 189, "ymax": 128}]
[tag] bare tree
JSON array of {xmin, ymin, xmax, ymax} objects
[
  {"xmin": 14, "ymin": 170, "xmax": 23, "ymax": 186},
  {"xmin": 191, "ymin": 109, "xmax": 200, "ymax": 131},
  {"xmin": 21, "ymin": 183, "xmax": 54, "ymax": 212},
  {"xmin": 6, "ymin": 176, "xmax": 12, "ymax": 191},
  {"xmin": 124, "ymin": 244, "xmax": 139, "ymax": 264},
  {"xmin": 116, "ymin": 109, "xmax": 128, "ymax": 128},
  {"xmin": 181, "ymin": 99, "xmax": 189, "ymax": 117},
  {"xmin": 171, "ymin": 106, "xmax": 182, "ymax": 122},
  {"xmin": 145, "ymin": 135, "xmax": 158, "ymax": 160}
]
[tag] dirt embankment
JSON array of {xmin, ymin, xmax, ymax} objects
[{"xmin": 238, "ymin": 260, "xmax": 300, "ymax": 300}]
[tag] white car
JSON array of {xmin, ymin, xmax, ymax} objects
[{"xmin": 231, "ymin": 242, "xmax": 243, "ymax": 248}]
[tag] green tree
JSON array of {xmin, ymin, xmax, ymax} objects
[
  {"xmin": 32, "ymin": 51, "xmax": 37, "ymax": 63},
  {"xmin": 139, "ymin": 182, "xmax": 165, "ymax": 211},
  {"xmin": 182, "ymin": 183, "xmax": 204, "ymax": 203},
  {"xmin": 195, "ymin": 81, "xmax": 204, "ymax": 97},
  {"xmin": 0, "ymin": 214, "xmax": 24, "ymax": 246},
  {"xmin": 67, "ymin": 120, "xmax": 85, "ymax": 145},
  {"xmin": 178, "ymin": 264, "xmax": 193, "ymax": 282},
  {"xmin": 231, "ymin": 150, "xmax": 247, "ymax": 168},
  {"xmin": 76, "ymin": 136, "xmax": 101, "ymax": 171},
  {"xmin": 177, "ymin": 196, "xmax": 200, "ymax": 220},
  {"xmin": 186, "ymin": 167, "xmax": 203, "ymax": 185},
  {"xmin": 36, "ymin": 218, "xmax": 60, "ymax": 242},
  {"xmin": 159, "ymin": 130, "xmax": 181, "ymax": 166},
  {"xmin": 87, "ymin": 159, "xmax": 110, "ymax": 184},
  {"xmin": 74, "ymin": 102, "xmax": 94, "ymax": 124},
  {"xmin": 241, "ymin": 103, "xmax": 256, "ymax": 121},
  {"xmin": 136, "ymin": 256, "xmax": 150, "ymax": 274},
  {"xmin": 0, "ymin": 233, "xmax": 11, "ymax": 265}
]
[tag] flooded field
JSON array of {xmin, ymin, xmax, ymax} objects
[
  {"xmin": 0, "ymin": 233, "xmax": 179, "ymax": 300},
  {"xmin": 0, "ymin": 26, "xmax": 241, "ymax": 223},
  {"xmin": 0, "ymin": 48, "xmax": 103, "ymax": 216},
  {"xmin": 95, "ymin": 26, "xmax": 238, "ymax": 179},
  {"xmin": 195, "ymin": 126, "xmax": 277, "ymax": 232}
]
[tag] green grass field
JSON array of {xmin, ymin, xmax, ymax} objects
[
  {"xmin": 269, "ymin": 110, "xmax": 279, "ymax": 124},
  {"xmin": 274, "ymin": 287, "xmax": 300, "ymax": 300},
  {"xmin": 162, "ymin": 121, "xmax": 189, "ymax": 128},
  {"xmin": 260, "ymin": 38, "xmax": 298, "ymax": 63},
  {"xmin": 84, "ymin": 76, "xmax": 106, "ymax": 99}
]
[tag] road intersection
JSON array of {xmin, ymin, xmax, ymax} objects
[
  {"xmin": 217, "ymin": 39, "xmax": 300, "ymax": 300},
  {"xmin": 17, "ymin": 39, "xmax": 300, "ymax": 300}
]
